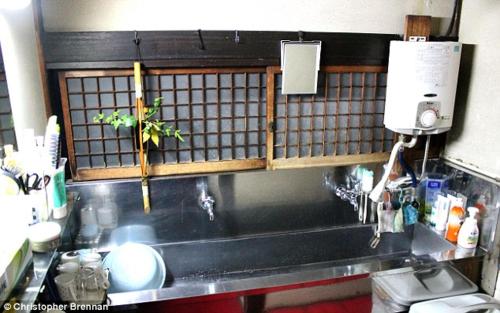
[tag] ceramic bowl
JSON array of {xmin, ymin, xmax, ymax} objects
[
  {"xmin": 103, "ymin": 243, "xmax": 165, "ymax": 293},
  {"xmin": 109, "ymin": 224, "xmax": 156, "ymax": 247}
]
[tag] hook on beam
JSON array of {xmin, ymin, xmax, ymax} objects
[
  {"xmin": 197, "ymin": 29, "xmax": 206, "ymax": 50},
  {"xmin": 298, "ymin": 30, "xmax": 304, "ymax": 42},
  {"xmin": 133, "ymin": 31, "xmax": 141, "ymax": 46},
  {"xmin": 234, "ymin": 30, "xmax": 240, "ymax": 44}
]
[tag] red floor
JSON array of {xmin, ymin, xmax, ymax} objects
[
  {"xmin": 267, "ymin": 295, "xmax": 372, "ymax": 313},
  {"xmin": 145, "ymin": 294, "xmax": 372, "ymax": 313}
]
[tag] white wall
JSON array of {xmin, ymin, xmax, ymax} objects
[
  {"xmin": 443, "ymin": 0, "xmax": 500, "ymax": 179},
  {"xmin": 38, "ymin": 0, "xmax": 500, "ymax": 180},
  {"xmin": 41, "ymin": 0, "xmax": 454, "ymax": 34},
  {"xmin": 0, "ymin": 2, "xmax": 48, "ymax": 143}
]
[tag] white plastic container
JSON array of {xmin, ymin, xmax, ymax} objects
[
  {"xmin": 372, "ymin": 265, "xmax": 477, "ymax": 313},
  {"xmin": 421, "ymin": 176, "xmax": 449, "ymax": 224},
  {"xmin": 457, "ymin": 207, "xmax": 480, "ymax": 249},
  {"xmin": 409, "ymin": 293, "xmax": 500, "ymax": 313}
]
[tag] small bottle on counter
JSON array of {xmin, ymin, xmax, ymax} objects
[
  {"xmin": 457, "ymin": 207, "xmax": 480, "ymax": 249},
  {"xmin": 445, "ymin": 198, "xmax": 464, "ymax": 243},
  {"xmin": 434, "ymin": 194, "xmax": 452, "ymax": 232}
]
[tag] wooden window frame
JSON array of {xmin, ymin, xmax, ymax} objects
[
  {"xmin": 60, "ymin": 66, "xmax": 392, "ymax": 181},
  {"xmin": 266, "ymin": 65, "xmax": 392, "ymax": 171},
  {"xmin": 60, "ymin": 68, "xmax": 268, "ymax": 181}
]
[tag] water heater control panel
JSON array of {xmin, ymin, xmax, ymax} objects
[
  {"xmin": 416, "ymin": 101, "xmax": 441, "ymax": 128},
  {"xmin": 384, "ymin": 41, "xmax": 462, "ymax": 135}
]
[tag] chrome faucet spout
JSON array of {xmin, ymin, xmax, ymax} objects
[
  {"xmin": 197, "ymin": 177, "xmax": 216, "ymax": 221},
  {"xmin": 198, "ymin": 190, "xmax": 215, "ymax": 221},
  {"xmin": 206, "ymin": 205, "xmax": 215, "ymax": 221},
  {"xmin": 200, "ymin": 195, "xmax": 215, "ymax": 221}
]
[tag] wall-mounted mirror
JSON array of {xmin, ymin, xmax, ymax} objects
[{"xmin": 280, "ymin": 41, "xmax": 321, "ymax": 94}]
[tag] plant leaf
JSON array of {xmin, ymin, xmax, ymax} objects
[
  {"xmin": 93, "ymin": 113, "xmax": 104, "ymax": 123},
  {"xmin": 130, "ymin": 117, "xmax": 138, "ymax": 128},
  {"xmin": 164, "ymin": 126, "xmax": 172, "ymax": 136},
  {"xmin": 112, "ymin": 110, "xmax": 121, "ymax": 118},
  {"xmin": 110, "ymin": 119, "xmax": 123, "ymax": 130},
  {"xmin": 144, "ymin": 109, "xmax": 154, "ymax": 120},
  {"xmin": 151, "ymin": 128, "xmax": 159, "ymax": 146},
  {"xmin": 121, "ymin": 115, "xmax": 137, "ymax": 128},
  {"xmin": 174, "ymin": 129, "xmax": 184, "ymax": 142},
  {"xmin": 147, "ymin": 106, "xmax": 158, "ymax": 119},
  {"xmin": 153, "ymin": 97, "xmax": 163, "ymax": 108},
  {"xmin": 152, "ymin": 122, "xmax": 161, "ymax": 131},
  {"xmin": 105, "ymin": 115, "xmax": 113, "ymax": 123},
  {"xmin": 142, "ymin": 131, "xmax": 151, "ymax": 143}
]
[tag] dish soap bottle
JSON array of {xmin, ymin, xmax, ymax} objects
[
  {"xmin": 445, "ymin": 198, "xmax": 464, "ymax": 243},
  {"xmin": 457, "ymin": 207, "xmax": 480, "ymax": 249}
]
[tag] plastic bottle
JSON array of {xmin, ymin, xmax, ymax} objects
[
  {"xmin": 435, "ymin": 194, "xmax": 452, "ymax": 232},
  {"xmin": 445, "ymin": 198, "xmax": 464, "ymax": 243},
  {"xmin": 475, "ymin": 195, "xmax": 487, "ymax": 216},
  {"xmin": 429, "ymin": 198, "xmax": 439, "ymax": 228},
  {"xmin": 457, "ymin": 207, "xmax": 480, "ymax": 249}
]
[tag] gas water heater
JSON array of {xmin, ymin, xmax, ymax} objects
[{"xmin": 384, "ymin": 41, "xmax": 462, "ymax": 135}]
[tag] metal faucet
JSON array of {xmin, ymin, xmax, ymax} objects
[
  {"xmin": 333, "ymin": 168, "xmax": 362, "ymax": 209},
  {"xmin": 197, "ymin": 178, "xmax": 215, "ymax": 221},
  {"xmin": 325, "ymin": 167, "xmax": 373, "ymax": 224},
  {"xmin": 335, "ymin": 186, "xmax": 360, "ymax": 208},
  {"xmin": 199, "ymin": 191, "xmax": 215, "ymax": 221}
]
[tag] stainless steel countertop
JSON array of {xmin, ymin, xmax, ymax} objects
[
  {"xmin": 6, "ymin": 193, "xmax": 79, "ymax": 312},
  {"xmin": 64, "ymin": 163, "xmax": 498, "ymax": 306}
]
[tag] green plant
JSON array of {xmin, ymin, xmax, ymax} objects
[{"xmin": 93, "ymin": 97, "xmax": 184, "ymax": 146}]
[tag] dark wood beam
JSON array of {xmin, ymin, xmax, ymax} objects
[{"xmin": 42, "ymin": 31, "xmax": 401, "ymax": 69}]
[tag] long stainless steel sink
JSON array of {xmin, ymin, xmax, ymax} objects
[
  {"xmin": 153, "ymin": 223, "xmax": 454, "ymax": 281},
  {"xmin": 105, "ymin": 223, "xmax": 470, "ymax": 306},
  {"xmin": 155, "ymin": 225, "xmax": 411, "ymax": 280}
]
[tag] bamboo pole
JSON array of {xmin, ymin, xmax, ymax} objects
[{"xmin": 134, "ymin": 62, "xmax": 150, "ymax": 214}]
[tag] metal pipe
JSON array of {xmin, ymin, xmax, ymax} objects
[
  {"xmin": 420, "ymin": 135, "xmax": 431, "ymax": 180},
  {"xmin": 369, "ymin": 136, "xmax": 418, "ymax": 202}
]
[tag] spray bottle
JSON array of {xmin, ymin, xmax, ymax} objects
[{"xmin": 457, "ymin": 207, "xmax": 480, "ymax": 249}]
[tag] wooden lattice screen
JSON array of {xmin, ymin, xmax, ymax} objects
[
  {"xmin": 267, "ymin": 66, "xmax": 393, "ymax": 170},
  {"xmin": 60, "ymin": 66, "xmax": 394, "ymax": 181},
  {"xmin": 0, "ymin": 70, "xmax": 16, "ymax": 147},
  {"xmin": 60, "ymin": 68, "xmax": 267, "ymax": 180}
]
